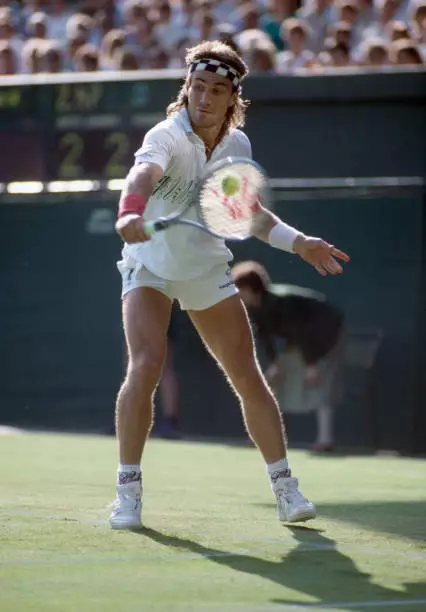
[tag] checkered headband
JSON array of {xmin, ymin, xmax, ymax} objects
[{"xmin": 189, "ymin": 58, "xmax": 241, "ymax": 91}]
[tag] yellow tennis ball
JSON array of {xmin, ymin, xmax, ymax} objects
[{"xmin": 222, "ymin": 175, "xmax": 240, "ymax": 196}]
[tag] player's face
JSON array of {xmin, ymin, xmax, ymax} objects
[{"xmin": 187, "ymin": 71, "xmax": 235, "ymax": 129}]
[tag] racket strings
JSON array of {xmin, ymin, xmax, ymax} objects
[{"xmin": 199, "ymin": 163, "xmax": 267, "ymax": 240}]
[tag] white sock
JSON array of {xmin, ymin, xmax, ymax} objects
[
  {"xmin": 117, "ymin": 464, "xmax": 141, "ymax": 485},
  {"xmin": 267, "ymin": 458, "xmax": 291, "ymax": 490}
]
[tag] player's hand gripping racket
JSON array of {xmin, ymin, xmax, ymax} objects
[{"xmin": 144, "ymin": 157, "xmax": 271, "ymax": 241}]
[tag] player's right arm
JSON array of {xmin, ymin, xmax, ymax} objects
[
  {"xmin": 115, "ymin": 163, "xmax": 163, "ymax": 243},
  {"xmin": 115, "ymin": 124, "xmax": 175, "ymax": 244}
]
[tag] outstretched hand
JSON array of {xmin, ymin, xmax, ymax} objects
[{"xmin": 293, "ymin": 235, "xmax": 350, "ymax": 276}]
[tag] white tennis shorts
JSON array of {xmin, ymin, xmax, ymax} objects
[{"xmin": 117, "ymin": 256, "xmax": 238, "ymax": 311}]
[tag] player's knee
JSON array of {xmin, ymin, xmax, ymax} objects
[{"xmin": 127, "ymin": 350, "xmax": 165, "ymax": 390}]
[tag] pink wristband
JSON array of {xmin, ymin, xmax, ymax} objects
[{"xmin": 118, "ymin": 194, "xmax": 147, "ymax": 218}]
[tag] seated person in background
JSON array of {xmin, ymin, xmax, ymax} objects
[
  {"xmin": 358, "ymin": 37, "xmax": 389, "ymax": 65},
  {"xmin": 113, "ymin": 45, "xmax": 140, "ymax": 70},
  {"xmin": 389, "ymin": 37, "xmax": 424, "ymax": 63},
  {"xmin": 248, "ymin": 39, "xmax": 278, "ymax": 72},
  {"xmin": 0, "ymin": 41, "xmax": 17, "ymax": 75},
  {"xmin": 232, "ymin": 261, "xmax": 345, "ymax": 452},
  {"xmin": 276, "ymin": 18, "xmax": 316, "ymax": 71},
  {"xmin": 74, "ymin": 43, "xmax": 99, "ymax": 71},
  {"xmin": 320, "ymin": 38, "xmax": 352, "ymax": 66},
  {"xmin": 42, "ymin": 41, "xmax": 63, "ymax": 73},
  {"xmin": 99, "ymin": 28, "xmax": 126, "ymax": 70},
  {"xmin": 26, "ymin": 11, "xmax": 48, "ymax": 40},
  {"xmin": 21, "ymin": 37, "xmax": 44, "ymax": 73}
]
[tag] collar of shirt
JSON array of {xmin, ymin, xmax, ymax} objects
[{"xmin": 176, "ymin": 107, "xmax": 231, "ymax": 156}]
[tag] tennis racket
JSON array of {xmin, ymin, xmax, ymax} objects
[{"xmin": 143, "ymin": 157, "xmax": 272, "ymax": 241}]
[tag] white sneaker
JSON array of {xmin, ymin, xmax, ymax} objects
[
  {"xmin": 109, "ymin": 481, "xmax": 142, "ymax": 530},
  {"xmin": 275, "ymin": 477, "xmax": 316, "ymax": 523}
]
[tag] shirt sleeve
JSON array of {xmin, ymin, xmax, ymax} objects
[
  {"xmin": 134, "ymin": 125, "xmax": 176, "ymax": 172},
  {"xmin": 234, "ymin": 130, "xmax": 252, "ymax": 159}
]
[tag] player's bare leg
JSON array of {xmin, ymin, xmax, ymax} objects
[
  {"xmin": 110, "ymin": 287, "xmax": 172, "ymax": 529},
  {"xmin": 189, "ymin": 294, "xmax": 285, "ymax": 462},
  {"xmin": 188, "ymin": 294, "xmax": 316, "ymax": 523}
]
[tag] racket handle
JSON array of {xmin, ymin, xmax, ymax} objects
[{"xmin": 144, "ymin": 219, "xmax": 168, "ymax": 235}]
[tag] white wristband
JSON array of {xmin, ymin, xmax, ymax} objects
[{"xmin": 268, "ymin": 222, "xmax": 303, "ymax": 253}]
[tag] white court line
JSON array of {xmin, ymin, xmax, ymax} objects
[
  {"xmin": 2, "ymin": 510, "xmax": 426, "ymax": 610},
  {"xmin": 188, "ymin": 600, "xmax": 426, "ymax": 611}
]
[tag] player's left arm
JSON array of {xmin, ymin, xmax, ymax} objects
[
  {"xmin": 252, "ymin": 204, "xmax": 350, "ymax": 277},
  {"xmin": 239, "ymin": 133, "xmax": 350, "ymax": 276}
]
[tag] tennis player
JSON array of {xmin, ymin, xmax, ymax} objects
[{"xmin": 110, "ymin": 40, "xmax": 350, "ymax": 530}]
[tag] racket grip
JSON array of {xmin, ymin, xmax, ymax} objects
[
  {"xmin": 143, "ymin": 221, "xmax": 156, "ymax": 236},
  {"xmin": 144, "ymin": 219, "xmax": 169, "ymax": 235}
]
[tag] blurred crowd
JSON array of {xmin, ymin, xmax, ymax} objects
[{"xmin": 0, "ymin": 0, "xmax": 425, "ymax": 76}]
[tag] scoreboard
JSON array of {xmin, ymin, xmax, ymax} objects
[{"xmin": 0, "ymin": 71, "xmax": 183, "ymax": 183}]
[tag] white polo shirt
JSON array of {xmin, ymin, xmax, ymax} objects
[{"xmin": 122, "ymin": 108, "xmax": 252, "ymax": 281}]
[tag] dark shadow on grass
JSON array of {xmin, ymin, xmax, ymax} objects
[
  {"xmin": 255, "ymin": 500, "xmax": 426, "ymax": 545},
  {"xmin": 139, "ymin": 525, "xmax": 426, "ymax": 610}
]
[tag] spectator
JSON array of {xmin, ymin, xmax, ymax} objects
[
  {"xmin": 417, "ymin": 17, "xmax": 426, "ymax": 60},
  {"xmin": 189, "ymin": 10, "xmax": 221, "ymax": 44},
  {"xmin": 389, "ymin": 37, "xmax": 424, "ymax": 63},
  {"xmin": 216, "ymin": 22, "xmax": 240, "ymax": 53},
  {"xmin": 235, "ymin": 27, "xmax": 274, "ymax": 55},
  {"xmin": 0, "ymin": 41, "xmax": 17, "ymax": 75},
  {"xmin": 27, "ymin": 12, "xmax": 48, "ymax": 40},
  {"xmin": 152, "ymin": 1, "xmax": 181, "ymax": 55},
  {"xmin": 175, "ymin": 0, "xmax": 197, "ymax": 29},
  {"xmin": 74, "ymin": 43, "xmax": 99, "ymax": 71},
  {"xmin": 145, "ymin": 44, "xmax": 170, "ymax": 69},
  {"xmin": 412, "ymin": 2, "xmax": 426, "ymax": 30},
  {"xmin": 66, "ymin": 13, "xmax": 94, "ymax": 47},
  {"xmin": 91, "ymin": 9, "xmax": 116, "ymax": 48},
  {"xmin": 359, "ymin": 37, "xmax": 389, "ymax": 65},
  {"xmin": 322, "ymin": 38, "xmax": 352, "ymax": 66},
  {"xmin": 64, "ymin": 35, "xmax": 86, "ymax": 71},
  {"xmin": 21, "ymin": 37, "xmax": 44, "ymax": 73},
  {"xmin": 276, "ymin": 18, "xmax": 315, "ymax": 70},
  {"xmin": 168, "ymin": 36, "xmax": 191, "ymax": 67},
  {"xmin": 361, "ymin": 0, "xmax": 399, "ymax": 41},
  {"xmin": 113, "ymin": 45, "xmax": 140, "ymax": 70},
  {"xmin": 100, "ymin": 28, "xmax": 126, "ymax": 69},
  {"xmin": 357, "ymin": 0, "xmax": 379, "ymax": 32},
  {"xmin": 0, "ymin": 0, "xmax": 424, "ymax": 74},
  {"xmin": 127, "ymin": 16, "xmax": 158, "ymax": 65},
  {"xmin": 393, "ymin": 0, "xmax": 412, "ymax": 24},
  {"xmin": 328, "ymin": 20, "xmax": 353, "ymax": 47},
  {"xmin": 213, "ymin": 0, "xmax": 242, "ymax": 24},
  {"xmin": 121, "ymin": 0, "xmax": 148, "ymax": 28},
  {"xmin": 240, "ymin": 3, "xmax": 262, "ymax": 31},
  {"xmin": 335, "ymin": 0, "xmax": 360, "ymax": 29},
  {"xmin": 0, "ymin": 0, "xmax": 20, "ymax": 29},
  {"xmin": 297, "ymin": 0, "xmax": 335, "ymax": 54},
  {"xmin": 386, "ymin": 19, "xmax": 412, "ymax": 41},
  {"xmin": 0, "ymin": 7, "xmax": 24, "ymax": 67},
  {"xmin": 260, "ymin": 0, "xmax": 298, "ymax": 51},
  {"xmin": 248, "ymin": 38, "xmax": 278, "ymax": 71},
  {"xmin": 45, "ymin": 0, "xmax": 75, "ymax": 44},
  {"xmin": 17, "ymin": 0, "xmax": 41, "ymax": 37},
  {"xmin": 42, "ymin": 40, "xmax": 63, "ymax": 73}
]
